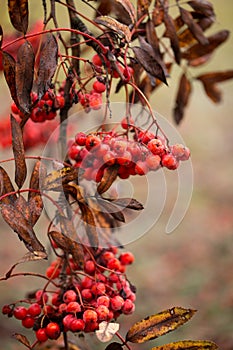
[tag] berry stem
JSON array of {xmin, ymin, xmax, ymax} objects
[{"xmin": 115, "ymin": 331, "xmax": 132, "ymax": 350}]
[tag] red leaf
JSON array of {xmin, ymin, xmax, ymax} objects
[
  {"xmin": 16, "ymin": 41, "xmax": 35, "ymax": 114},
  {"xmin": 173, "ymin": 73, "xmax": 192, "ymax": 124},
  {"xmin": 8, "ymin": 0, "xmax": 29, "ymax": 34}
]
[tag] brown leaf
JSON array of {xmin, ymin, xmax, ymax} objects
[
  {"xmin": 97, "ymin": 165, "xmax": 119, "ymax": 195},
  {"xmin": 115, "ymin": 0, "xmax": 136, "ymax": 23},
  {"xmin": 95, "ymin": 16, "xmax": 131, "ymax": 42},
  {"xmin": 146, "ymin": 19, "xmax": 161, "ymax": 59},
  {"xmin": 182, "ymin": 30, "xmax": 230, "ymax": 62},
  {"xmin": 126, "ymin": 307, "xmax": 196, "ymax": 343},
  {"xmin": 152, "ymin": 0, "xmax": 165, "ymax": 27},
  {"xmin": 15, "ymin": 195, "xmax": 30, "ymax": 221},
  {"xmin": 28, "ymin": 195, "xmax": 43, "ymax": 226},
  {"xmin": 132, "ymin": 46, "xmax": 168, "ymax": 85},
  {"xmin": 188, "ymin": 0, "xmax": 215, "ymax": 19},
  {"xmin": 96, "ymin": 0, "xmax": 112, "ymax": 16},
  {"xmin": 173, "ymin": 73, "xmax": 192, "ymax": 124},
  {"xmin": 0, "ymin": 25, "xmax": 3, "ymax": 49},
  {"xmin": 28, "ymin": 160, "xmax": 47, "ymax": 200},
  {"xmin": 163, "ymin": 12, "xmax": 181, "ymax": 64},
  {"xmin": 43, "ymin": 167, "xmax": 78, "ymax": 191},
  {"xmin": 105, "ymin": 342, "xmax": 123, "ymax": 350},
  {"xmin": 16, "ymin": 41, "xmax": 34, "ymax": 114},
  {"xmin": 0, "ymin": 166, "xmax": 17, "ymax": 204},
  {"xmin": 12, "ymin": 333, "xmax": 31, "ymax": 349},
  {"xmin": 179, "ymin": 7, "xmax": 208, "ymax": 45},
  {"xmin": 96, "ymin": 198, "xmax": 125, "ymax": 223},
  {"xmin": 0, "ymin": 203, "xmax": 47, "ymax": 257},
  {"xmin": 79, "ymin": 202, "xmax": 99, "ymax": 248},
  {"xmin": 107, "ymin": 197, "xmax": 144, "ymax": 210},
  {"xmin": 11, "ymin": 115, "xmax": 27, "ymax": 188},
  {"xmin": 196, "ymin": 70, "xmax": 233, "ymax": 104},
  {"xmin": 151, "ymin": 339, "xmax": 218, "ymax": 350},
  {"xmin": 37, "ymin": 34, "xmax": 58, "ymax": 100},
  {"xmin": 2, "ymin": 51, "xmax": 19, "ymax": 107},
  {"xmin": 137, "ymin": 0, "xmax": 152, "ymax": 18},
  {"xmin": 8, "ymin": 0, "xmax": 28, "ymax": 34}
]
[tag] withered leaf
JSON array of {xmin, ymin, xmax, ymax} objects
[
  {"xmin": 97, "ymin": 165, "xmax": 119, "ymax": 195},
  {"xmin": 0, "ymin": 166, "xmax": 17, "ymax": 204},
  {"xmin": 152, "ymin": 0, "xmax": 165, "ymax": 27},
  {"xmin": 8, "ymin": 0, "xmax": 28, "ymax": 34},
  {"xmin": 79, "ymin": 202, "xmax": 99, "ymax": 248},
  {"xmin": 2, "ymin": 51, "xmax": 19, "ymax": 107},
  {"xmin": 105, "ymin": 342, "xmax": 123, "ymax": 350},
  {"xmin": 96, "ymin": 198, "xmax": 125, "ymax": 223},
  {"xmin": 182, "ymin": 30, "xmax": 230, "ymax": 62},
  {"xmin": 188, "ymin": 0, "xmax": 215, "ymax": 19},
  {"xmin": 132, "ymin": 46, "xmax": 168, "ymax": 85},
  {"xmin": 11, "ymin": 115, "xmax": 27, "ymax": 188},
  {"xmin": 146, "ymin": 19, "xmax": 161, "ymax": 58},
  {"xmin": 137, "ymin": 0, "xmax": 152, "ymax": 18},
  {"xmin": 0, "ymin": 203, "xmax": 47, "ymax": 257},
  {"xmin": 95, "ymin": 16, "xmax": 131, "ymax": 43},
  {"xmin": 163, "ymin": 12, "xmax": 181, "ymax": 64},
  {"xmin": 29, "ymin": 195, "xmax": 43, "ymax": 226},
  {"xmin": 12, "ymin": 333, "xmax": 31, "ymax": 349},
  {"xmin": 0, "ymin": 25, "xmax": 3, "ymax": 49},
  {"xmin": 16, "ymin": 41, "xmax": 35, "ymax": 114},
  {"xmin": 173, "ymin": 73, "xmax": 192, "ymax": 124},
  {"xmin": 96, "ymin": 0, "xmax": 112, "ymax": 16},
  {"xmin": 179, "ymin": 7, "xmax": 208, "ymax": 45},
  {"xmin": 196, "ymin": 70, "xmax": 233, "ymax": 103},
  {"xmin": 15, "ymin": 195, "xmax": 30, "ymax": 221},
  {"xmin": 126, "ymin": 307, "xmax": 196, "ymax": 343},
  {"xmin": 115, "ymin": 0, "xmax": 136, "ymax": 23},
  {"xmin": 43, "ymin": 167, "xmax": 78, "ymax": 191},
  {"xmin": 151, "ymin": 339, "xmax": 218, "ymax": 350},
  {"xmin": 37, "ymin": 34, "xmax": 58, "ymax": 100},
  {"xmin": 107, "ymin": 197, "xmax": 144, "ymax": 211},
  {"xmin": 28, "ymin": 160, "xmax": 47, "ymax": 201}
]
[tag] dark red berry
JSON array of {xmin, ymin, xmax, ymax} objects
[
  {"xmin": 35, "ymin": 328, "xmax": 49, "ymax": 342},
  {"xmin": 13, "ymin": 306, "xmax": 27, "ymax": 320},
  {"xmin": 45, "ymin": 322, "xmax": 61, "ymax": 340}
]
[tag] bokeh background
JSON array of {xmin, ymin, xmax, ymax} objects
[{"xmin": 0, "ymin": 1, "xmax": 232, "ymax": 349}]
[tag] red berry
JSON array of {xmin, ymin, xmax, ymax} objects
[
  {"xmin": 119, "ymin": 252, "xmax": 135, "ymax": 265},
  {"xmin": 110, "ymin": 296, "xmax": 124, "ymax": 311},
  {"xmin": 28, "ymin": 303, "xmax": 41, "ymax": 317},
  {"xmin": 81, "ymin": 288, "xmax": 93, "ymax": 301},
  {"xmin": 91, "ymin": 282, "xmax": 106, "ymax": 296},
  {"xmin": 75, "ymin": 132, "xmax": 87, "ymax": 146},
  {"xmin": 46, "ymin": 322, "xmax": 61, "ymax": 340},
  {"xmin": 2, "ymin": 305, "xmax": 12, "ymax": 315},
  {"xmin": 138, "ymin": 131, "xmax": 155, "ymax": 144},
  {"xmin": 107, "ymin": 257, "xmax": 121, "ymax": 271},
  {"xmin": 117, "ymin": 151, "xmax": 132, "ymax": 166},
  {"xmin": 83, "ymin": 309, "xmax": 98, "ymax": 323},
  {"xmin": 63, "ymin": 314, "xmax": 75, "ymax": 329},
  {"xmin": 81, "ymin": 276, "xmax": 93, "ymax": 289},
  {"xmin": 92, "ymin": 54, "xmax": 103, "ymax": 67},
  {"xmin": 11, "ymin": 102, "xmax": 19, "ymax": 114},
  {"xmin": 22, "ymin": 316, "xmax": 35, "ymax": 328},
  {"xmin": 123, "ymin": 66, "xmax": 134, "ymax": 81},
  {"xmin": 96, "ymin": 305, "xmax": 110, "ymax": 321},
  {"xmin": 121, "ymin": 116, "xmax": 134, "ymax": 130},
  {"xmin": 114, "ymin": 139, "xmax": 128, "ymax": 154},
  {"xmin": 66, "ymin": 301, "xmax": 81, "ymax": 313},
  {"xmin": 46, "ymin": 265, "xmax": 60, "ymax": 279},
  {"xmin": 84, "ymin": 260, "xmax": 96, "ymax": 275},
  {"xmin": 69, "ymin": 318, "xmax": 85, "ymax": 332},
  {"xmin": 35, "ymin": 290, "xmax": 48, "ymax": 305},
  {"xmin": 85, "ymin": 135, "xmax": 101, "ymax": 151},
  {"xmin": 93, "ymin": 80, "xmax": 106, "ymax": 93},
  {"xmin": 63, "ymin": 290, "xmax": 77, "ymax": 303},
  {"xmin": 97, "ymin": 296, "xmax": 110, "ymax": 307},
  {"xmin": 101, "ymin": 251, "xmax": 115, "ymax": 263},
  {"xmin": 35, "ymin": 328, "xmax": 49, "ymax": 342},
  {"xmin": 147, "ymin": 139, "xmax": 165, "ymax": 156},
  {"xmin": 135, "ymin": 161, "xmax": 148, "ymax": 175},
  {"xmin": 161, "ymin": 153, "xmax": 179, "ymax": 170},
  {"xmin": 56, "ymin": 95, "xmax": 65, "ymax": 109},
  {"xmin": 13, "ymin": 306, "xmax": 27, "ymax": 320},
  {"xmin": 146, "ymin": 154, "xmax": 161, "ymax": 170},
  {"xmin": 122, "ymin": 299, "xmax": 135, "ymax": 315}
]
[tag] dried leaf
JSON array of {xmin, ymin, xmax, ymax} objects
[
  {"xmin": 28, "ymin": 160, "xmax": 47, "ymax": 200},
  {"xmin": 152, "ymin": 0, "xmax": 165, "ymax": 26},
  {"xmin": 179, "ymin": 7, "xmax": 208, "ymax": 45},
  {"xmin": 132, "ymin": 46, "xmax": 168, "ymax": 85},
  {"xmin": 8, "ymin": 0, "xmax": 28, "ymax": 34},
  {"xmin": 115, "ymin": 0, "xmax": 136, "ymax": 23},
  {"xmin": 96, "ymin": 0, "xmax": 112, "ymax": 16},
  {"xmin": 188, "ymin": 0, "xmax": 215, "ymax": 19},
  {"xmin": 43, "ymin": 167, "xmax": 78, "ymax": 191},
  {"xmin": 196, "ymin": 70, "xmax": 233, "ymax": 103},
  {"xmin": 152, "ymin": 339, "xmax": 218, "ymax": 350},
  {"xmin": 0, "ymin": 203, "xmax": 47, "ymax": 257},
  {"xmin": 126, "ymin": 307, "xmax": 197, "ymax": 343},
  {"xmin": 173, "ymin": 73, "xmax": 192, "ymax": 124},
  {"xmin": 182, "ymin": 30, "xmax": 230, "ymax": 62},
  {"xmin": 16, "ymin": 41, "xmax": 35, "ymax": 114},
  {"xmin": 97, "ymin": 165, "xmax": 119, "ymax": 195},
  {"xmin": 37, "ymin": 34, "xmax": 58, "ymax": 100},
  {"xmin": 163, "ymin": 12, "xmax": 181, "ymax": 64},
  {"xmin": 96, "ymin": 321, "xmax": 120, "ymax": 342},
  {"xmin": 137, "ymin": 0, "xmax": 152, "ymax": 18},
  {"xmin": 0, "ymin": 25, "xmax": 3, "ymax": 49},
  {"xmin": 105, "ymin": 342, "xmax": 123, "ymax": 350},
  {"xmin": 79, "ymin": 202, "xmax": 99, "ymax": 248},
  {"xmin": 29, "ymin": 195, "xmax": 43, "ymax": 226},
  {"xmin": 96, "ymin": 198, "xmax": 125, "ymax": 223},
  {"xmin": 12, "ymin": 333, "xmax": 31, "ymax": 349},
  {"xmin": 95, "ymin": 16, "xmax": 131, "ymax": 42},
  {"xmin": 15, "ymin": 195, "xmax": 30, "ymax": 221},
  {"xmin": 2, "ymin": 51, "xmax": 19, "ymax": 107},
  {"xmin": 146, "ymin": 19, "xmax": 161, "ymax": 58},
  {"xmin": 107, "ymin": 197, "xmax": 144, "ymax": 210},
  {"xmin": 0, "ymin": 166, "xmax": 17, "ymax": 204},
  {"xmin": 11, "ymin": 115, "xmax": 27, "ymax": 188}
]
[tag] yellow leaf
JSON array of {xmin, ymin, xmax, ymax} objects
[
  {"xmin": 151, "ymin": 340, "xmax": 218, "ymax": 349},
  {"xmin": 126, "ymin": 307, "xmax": 197, "ymax": 343}
]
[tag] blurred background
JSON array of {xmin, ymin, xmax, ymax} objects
[{"xmin": 0, "ymin": 1, "xmax": 232, "ymax": 349}]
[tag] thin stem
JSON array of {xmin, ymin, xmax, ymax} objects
[{"xmin": 115, "ymin": 332, "xmax": 132, "ymax": 350}]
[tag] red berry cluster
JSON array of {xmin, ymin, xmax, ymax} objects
[
  {"xmin": 68, "ymin": 122, "xmax": 190, "ymax": 183},
  {"xmin": 2, "ymin": 247, "xmax": 135, "ymax": 344},
  {"xmin": 78, "ymin": 78, "xmax": 106, "ymax": 111},
  {"xmin": 11, "ymin": 90, "xmax": 65, "ymax": 123}
]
